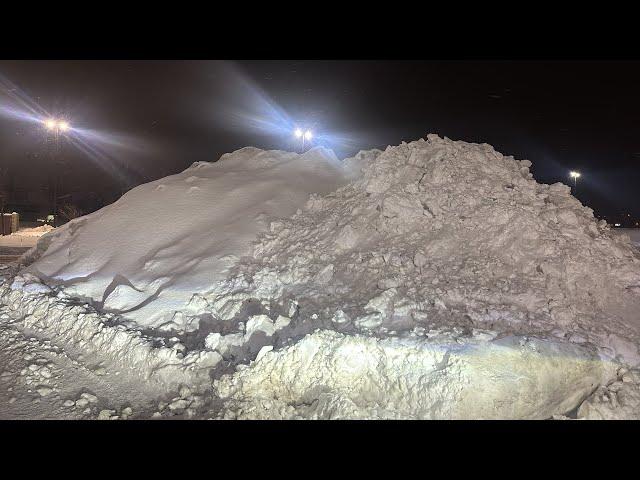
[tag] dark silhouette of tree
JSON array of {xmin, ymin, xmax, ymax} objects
[{"xmin": 58, "ymin": 204, "xmax": 84, "ymax": 222}]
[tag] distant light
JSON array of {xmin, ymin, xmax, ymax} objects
[
  {"xmin": 294, "ymin": 128, "xmax": 303, "ymax": 138},
  {"xmin": 304, "ymin": 130, "xmax": 313, "ymax": 140},
  {"xmin": 569, "ymin": 171, "xmax": 581, "ymax": 179},
  {"xmin": 615, "ymin": 223, "xmax": 621, "ymax": 227},
  {"xmin": 44, "ymin": 118, "xmax": 70, "ymax": 132}
]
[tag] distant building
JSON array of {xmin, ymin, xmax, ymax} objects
[
  {"xmin": 605, "ymin": 213, "xmax": 638, "ymax": 228},
  {"xmin": 0, "ymin": 213, "xmax": 19, "ymax": 235}
]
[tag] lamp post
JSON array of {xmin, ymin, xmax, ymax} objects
[
  {"xmin": 294, "ymin": 128, "xmax": 313, "ymax": 152},
  {"xmin": 44, "ymin": 118, "xmax": 70, "ymax": 227},
  {"xmin": 569, "ymin": 171, "xmax": 581, "ymax": 190}
]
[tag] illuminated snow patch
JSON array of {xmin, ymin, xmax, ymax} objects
[{"xmin": 215, "ymin": 330, "xmax": 618, "ymax": 420}]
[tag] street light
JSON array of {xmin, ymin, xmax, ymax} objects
[
  {"xmin": 294, "ymin": 128, "xmax": 313, "ymax": 152},
  {"xmin": 42, "ymin": 117, "xmax": 71, "ymax": 227},
  {"xmin": 569, "ymin": 171, "xmax": 581, "ymax": 189},
  {"xmin": 44, "ymin": 118, "xmax": 71, "ymax": 133}
]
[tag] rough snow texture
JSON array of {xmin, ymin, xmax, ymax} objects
[
  {"xmin": 202, "ymin": 135, "xmax": 640, "ymax": 418},
  {"xmin": 22, "ymin": 147, "xmax": 352, "ymax": 331},
  {"xmin": 208, "ymin": 135, "xmax": 640, "ymax": 367},
  {"xmin": 577, "ymin": 368, "xmax": 640, "ymax": 419},
  {"xmin": 3, "ymin": 135, "xmax": 640, "ymax": 419},
  {"xmin": 214, "ymin": 329, "xmax": 617, "ymax": 420}
]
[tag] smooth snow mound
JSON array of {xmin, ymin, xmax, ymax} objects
[{"xmin": 22, "ymin": 147, "xmax": 353, "ymax": 330}]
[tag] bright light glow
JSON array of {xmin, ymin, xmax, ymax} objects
[
  {"xmin": 294, "ymin": 128, "xmax": 303, "ymax": 138},
  {"xmin": 1, "ymin": 72, "xmax": 144, "ymax": 187},
  {"xmin": 304, "ymin": 130, "xmax": 313, "ymax": 140},
  {"xmin": 615, "ymin": 223, "xmax": 621, "ymax": 227},
  {"xmin": 44, "ymin": 118, "xmax": 70, "ymax": 131},
  {"xmin": 570, "ymin": 171, "xmax": 581, "ymax": 179}
]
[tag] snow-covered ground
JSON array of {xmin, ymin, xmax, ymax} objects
[
  {"xmin": 0, "ymin": 225, "xmax": 53, "ymax": 248},
  {"xmin": 612, "ymin": 228, "xmax": 640, "ymax": 248},
  {"xmin": 1, "ymin": 136, "xmax": 639, "ymax": 420}
]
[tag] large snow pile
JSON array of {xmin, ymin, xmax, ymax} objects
[
  {"xmin": 208, "ymin": 135, "xmax": 640, "ymax": 358},
  {"xmin": 205, "ymin": 135, "xmax": 640, "ymax": 418},
  {"xmin": 3, "ymin": 134, "xmax": 640, "ymax": 419},
  {"xmin": 21, "ymin": 147, "xmax": 352, "ymax": 331}
]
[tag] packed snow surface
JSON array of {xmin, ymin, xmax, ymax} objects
[
  {"xmin": 0, "ymin": 225, "xmax": 53, "ymax": 248},
  {"xmin": 2, "ymin": 135, "xmax": 640, "ymax": 419},
  {"xmin": 13, "ymin": 225, "xmax": 55, "ymax": 237}
]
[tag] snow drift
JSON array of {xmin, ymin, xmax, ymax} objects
[
  {"xmin": 22, "ymin": 147, "xmax": 352, "ymax": 331},
  {"xmin": 4, "ymin": 134, "xmax": 640, "ymax": 419}
]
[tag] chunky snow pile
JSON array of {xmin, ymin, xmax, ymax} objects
[
  {"xmin": 204, "ymin": 135, "xmax": 640, "ymax": 418},
  {"xmin": 3, "ymin": 134, "xmax": 640, "ymax": 419},
  {"xmin": 210, "ymin": 135, "xmax": 640, "ymax": 358},
  {"xmin": 20, "ymin": 147, "xmax": 352, "ymax": 331}
]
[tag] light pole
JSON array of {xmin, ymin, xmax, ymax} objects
[
  {"xmin": 294, "ymin": 128, "xmax": 313, "ymax": 152},
  {"xmin": 569, "ymin": 171, "xmax": 581, "ymax": 190},
  {"xmin": 44, "ymin": 118, "xmax": 70, "ymax": 226}
]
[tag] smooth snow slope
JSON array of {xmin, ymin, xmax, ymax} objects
[{"xmin": 24, "ymin": 147, "xmax": 352, "ymax": 331}]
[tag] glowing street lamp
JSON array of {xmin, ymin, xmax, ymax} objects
[
  {"xmin": 569, "ymin": 170, "xmax": 581, "ymax": 189},
  {"xmin": 43, "ymin": 118, "xmax": 71, "ymax": 133},
  {"xmin": 294, "ymin": 127, "xmax": 313, "ymax": 152},
  {"xmin": 42, "ymin": 117, "xmax": 71, "ymax": 227}
]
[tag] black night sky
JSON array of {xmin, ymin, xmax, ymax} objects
[{"xmin": 1, "ymin": 60, "xmax": 639, "ymax": 223}]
